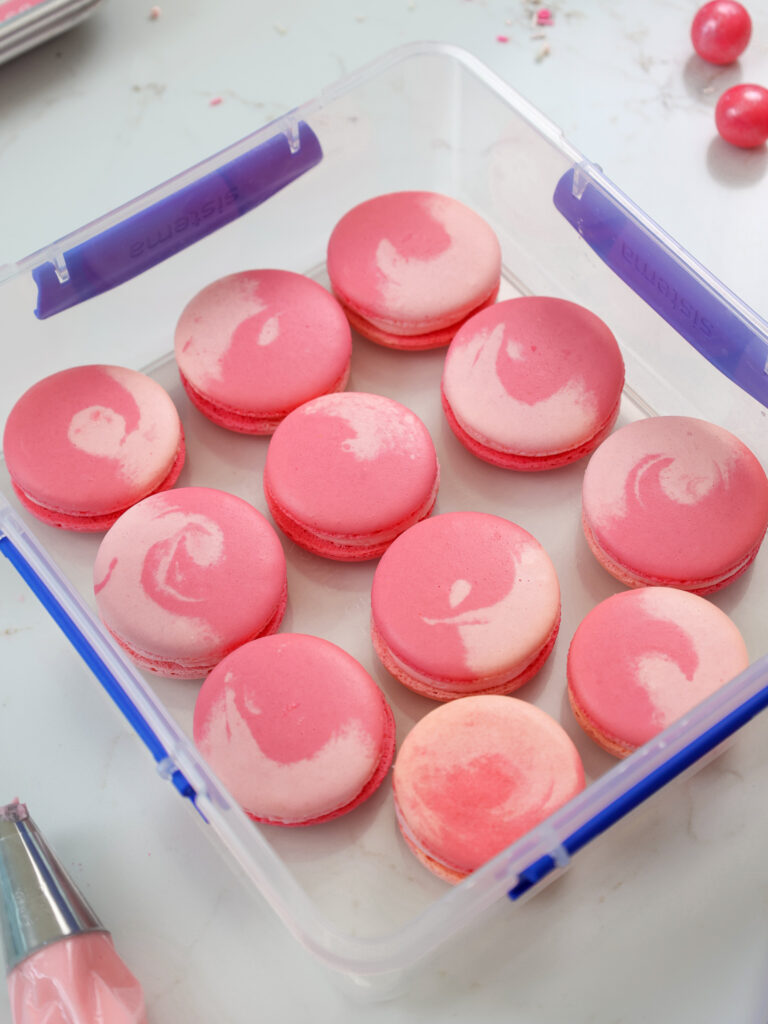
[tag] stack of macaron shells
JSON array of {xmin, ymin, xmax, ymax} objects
[
  {"xmin": 174, "ymin": 269, "xmax": 352, "ymax": 434},
  {"xmin": 193, "ymin": 633, "xmax": 396, "ymax": 826},
  {"xmin": 326, "ymin": 191, "xmax": 502, "ymax": 350},
  {"xmin": 2, "ymin": 364, "xmax": 185, "ymax": 531}
]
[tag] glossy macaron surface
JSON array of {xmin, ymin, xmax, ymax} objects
[
  {"xmin": 3, "ymin": 364, "xmax": 184, "ymax": 529},
  {"xmin": 193, "ymin": 633, "xmax": 395, "ymax": 825},
  {"xmin": 174, "ymin": 270, "xmax": 352, "ymax": 433},
  {"xmin": 567, "ymin": 587, "xmax": 750, "ymax": 756},
  {"xmin": 94, "ymin": 487, "xmax": 287, "ymax": 677},
  {"xmin": 582, "ymin": 416, "xmax": 768, "ymax": 593}
]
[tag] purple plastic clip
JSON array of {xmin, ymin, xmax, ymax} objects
[
  {"xmin": 32, "ymin": 120, "xmax": 323, "ymax": 319},
  {"xmin": 554, "ymin": 166, "xmax": 768, "ymax": 409}
]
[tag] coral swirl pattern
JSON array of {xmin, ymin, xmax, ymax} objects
[
  {"xmin": 582, "ymin": 416, "xmax": 768, "ymax": 593},
  {"xmin": 174, "ymin": 270, "xmax": 352, "ymax": 433},
  {"xmin": 393, "ymin": 696, "xmax": 585, "ymax": 883},
  {"xmin": 94, "ymin": 487, "xmax": 287, "ymax": 678},
  {"xmin": 567, "ymin": 587, "xmax": 750, "ymax": 757},
  {"xmin": 2, "ymin": 365, "xmax": 184, "ymax": 530},
  {"xmin": 263, "ymin": 391, "xmax": 439, "ymax": 560},
  {"xmin": 326, "ymin": 191, "xmax": 501, "ymax": 349},
  {"xmin": 371, "ymin": 511, "xmax": 560, "ymax": 699},
  {"xmin": 441, "ymin": 296, "xmax": 625, "ymax": 469},
  {"xmin": 193, "ymin": 634, "xmax": 396, "ymax": 825}
]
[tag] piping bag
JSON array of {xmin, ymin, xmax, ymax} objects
[{"xmin": 0, "ymin": 800, "xmax": 147, "ymax": 1023}]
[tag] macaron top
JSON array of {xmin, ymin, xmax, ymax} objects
[
  {"xmin": 371, "ymin": 512, "xmax": 560, "ymax": 689},
  {"xmin": 3, "ymin": 365, "xmax": 182, "ymax": 517},
  {"xmin": 582, "ymin": 416, "xmax": 768, "ymax": 589},
  {"xmin": 393, "ymin": 696, "xmax": 585, "ymax": 877},
  {"xmin": 193, "ymin": 633, "xmax": 393, "ymax": 823},
  {"xmin": 326, "ymin": 191, "xmax": 501, "ymax": 335},
  {"xmin": 567, "ymin": 587, "xmax": 750, "ymax": 753},
  {"xmin": 174, "ymin": 270, "xmax": 351, "ymax": 418},
  {"xmin": 264, "ymin": 391, "xmax": 439, "ymax": 540},
  {"xmin": 94, "ymin": 487, "xmax": 286, "ymax": 669},
  {"xmin": 441, "ymin": 297, "xmax": 625, "ymax": 458}
]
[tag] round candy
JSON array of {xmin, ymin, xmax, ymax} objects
[
  {"xmin": 393, "ymin": 696, "xmax": 585, "ymax": 883},
  {"xmin": 582, "ymin": 416, "xmax": 768, "ymax": 595},
  {"xmin": 567, "ymin": 587, "xmax": 750, "ymax": 758},
  {"xmin": 3, "ymin": 365, "xmax": 185, "ymax": 531},
  {"xmin": 715, "ymin": 84, "xmax": 768, "ymax": 149},
  {"xmin": 441, "ymin": 297, "xmax": 624, "ymax": 470},
  {"xmin": 263, "ymin": 391, "xmax": 439, "ymax": 560},
  {"xmin": 174, "ymin": 270, "xmax": 352, "ymax": 434},
  {"xmin": 326, "ymin": 191, "xmax": 501, "ymax": 350},
  {"xmin": 371, "ymin": 511, "xmax": 561, "ymax": 700},
  {"xmin": 691, "ymin": 1, "xmax": 751, "ymax": 64},
  {"xmin": 193, "ymin": 634, "xmax": 396, "ymax": 825},
  {"xmin": 94, "ymin": 487, "xmax": 287, "ymax": 678}
]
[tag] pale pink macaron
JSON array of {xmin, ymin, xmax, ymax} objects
[
  {"xmin": 582, "ymin": 416, "xmax": 768, "ymax": 594},
  {"xmin": 326, "ymin": 191, "xmax": 501, "ymax": 350},
  {"xmin": 441, "ymin": 297, "xmax": 625, "ymax": 470},
  {"xmin": 174, "ymin": 269, "xmax": 352, "ymax": 434},
  {"xmin": 2, "ymin": 365, "xmax": 185, "ymax": 531},
  {"xmin": 94, "ymin": 487, "xmax": 287, "ymax": 678},
  {"xmin": 567, "ymin": 587, "xmax": 750, "ymax": 757},
  {"xmin": 263, "ymin": 391, "xmax": 440, "ymax": 560},
  {"xmin": 394, "ymin": 695, "xmax": 585, "ymax": 883},
  {"xmin": 193, "ymin": 633, "xmax": 396, "ymax": 826},
  {"xmin": 371, "ymin": 511, "xmax": 561, "ymax": 700}
]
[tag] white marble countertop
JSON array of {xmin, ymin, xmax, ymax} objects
[{"xmin": 1, "ymin": 2, "xmax": 768, "ymax": 1022}]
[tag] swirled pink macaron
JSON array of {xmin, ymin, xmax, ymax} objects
[
  {"xmin": 263, "ymin": 391, "xmax": 439, "ymax": 560},
  {"xmin": 2, "ymin": 365, "xmax": 185, "ymax": 531},
  {"xmin": 567, "ymin": 586, "xmax": 749, "ymax": 758},
  {"xmin": 441, "ymin": 297, "xmax": 624, "ymax": 470},
  {"xmin": 94, "ymin": 487, "xmax": 287, "ymax": 678},
  {"xmin": 393, "ymin": 696, "xmax": 585, "ymax": 883},
  {"xmin": 174, "ymin": 270, "xmax": 352, "ymax": 433},
  {"xmin": 193, "ymin": 633, "xmax": 396, "ymax": 826},
  {"xmin": 582, "ymin": 416, "xmax": 768, "ymax": 594},
  {"xmin": 371, "ymin": 512, "xmax": 560, "ymax": 699},
  {"xmin": 326, "ymin": 191, "xmax": 501, "ymax": 349}
]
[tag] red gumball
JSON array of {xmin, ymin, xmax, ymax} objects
[
  {"xmin": 691, "ymin": 1, "xmax": 752, "ymax": 64},
  {"xmin": 715, "ymin": 84, "xmax": 768, "ymax": 148}
]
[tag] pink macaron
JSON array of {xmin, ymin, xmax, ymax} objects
[
  {"xmin": 326, "ymin": 191, "xmax": 501, "ymax": 349},
  {"xmin": 567, "ymin": 587, "xmax": 750, "ymax": 757},
  {"xmin": 174, "ymin": 269, "xmax": 352, "ymax": 434},
  {"xmin": 371, "ymin": 512, "xmax": 561, "ymax": 700},
  {"xmin": 193, "ymin": 633, "xmax": 396, "ymax": 826},
  {"xmin": 93, "ymin": 487, "xmax": 287, "ymax": 678},
  {"xmin": 263, "ymin": 391, "xmax": 440, "ymax": 560},
  {"xmin": 582, "ymin": 415, "xmax": 768, "ymax": 594},
  {"xmin": 2, "ymin": 365, "xmax": 185, "ymax": 531},
  {"xmin": 393, "ymin": 695, "xmax": 585, "ymax": 883},
  {"xmin": 441, "ymin": 297, "xmax": 625, "ymax": 470}
]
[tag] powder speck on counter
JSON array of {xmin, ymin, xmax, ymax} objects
[
  {"xmin": 148, "ymin": 5, "xmax": 161, "ymax": 19},
  {"xmin": 496, "ymin": 34, "xmax": 509, "ymax": 42}
]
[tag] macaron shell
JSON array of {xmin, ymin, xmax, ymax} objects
[
  {"xmin": 94, "ymin": 487, "xmax": 287, "ymax": 677},
  {"xmin": 582, "ymin": 416, "xmax": 768, "ymax": 593},
  {"xmin": 193, "ymin": 634, "xmax": 396, "ymax": 825},
  {"xmin": 393, "ymin": 696, "xmax": 585, "ymax": 880},
  {"xmin": 3, "ymin": 365, "xmax": 184, "ymax": 525},
  {"xmin": 567, "ymin": 587, "xmax": 750, "ymax": 755},
  {"xmin": 327, "ymin": 191, "xmax": 501, "ymax": 336},
  {"xmin": 371, "ymin": 512, "xmax": 561, "ymax": 698},
  {"xmin": 174, "ymin": 270, "xmax": 352, "ymax": 433},
  {"xmin": 441, "ymin": 296, "xmax": 625, "ymax": 467},
  {"xmin": 264, "ymin": 392, "xmax": 439, "ymax": 559}
]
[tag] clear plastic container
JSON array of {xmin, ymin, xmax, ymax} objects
[{"xmin": 2, "ymin": 42, "xmax": 768, "ymax": 997}]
